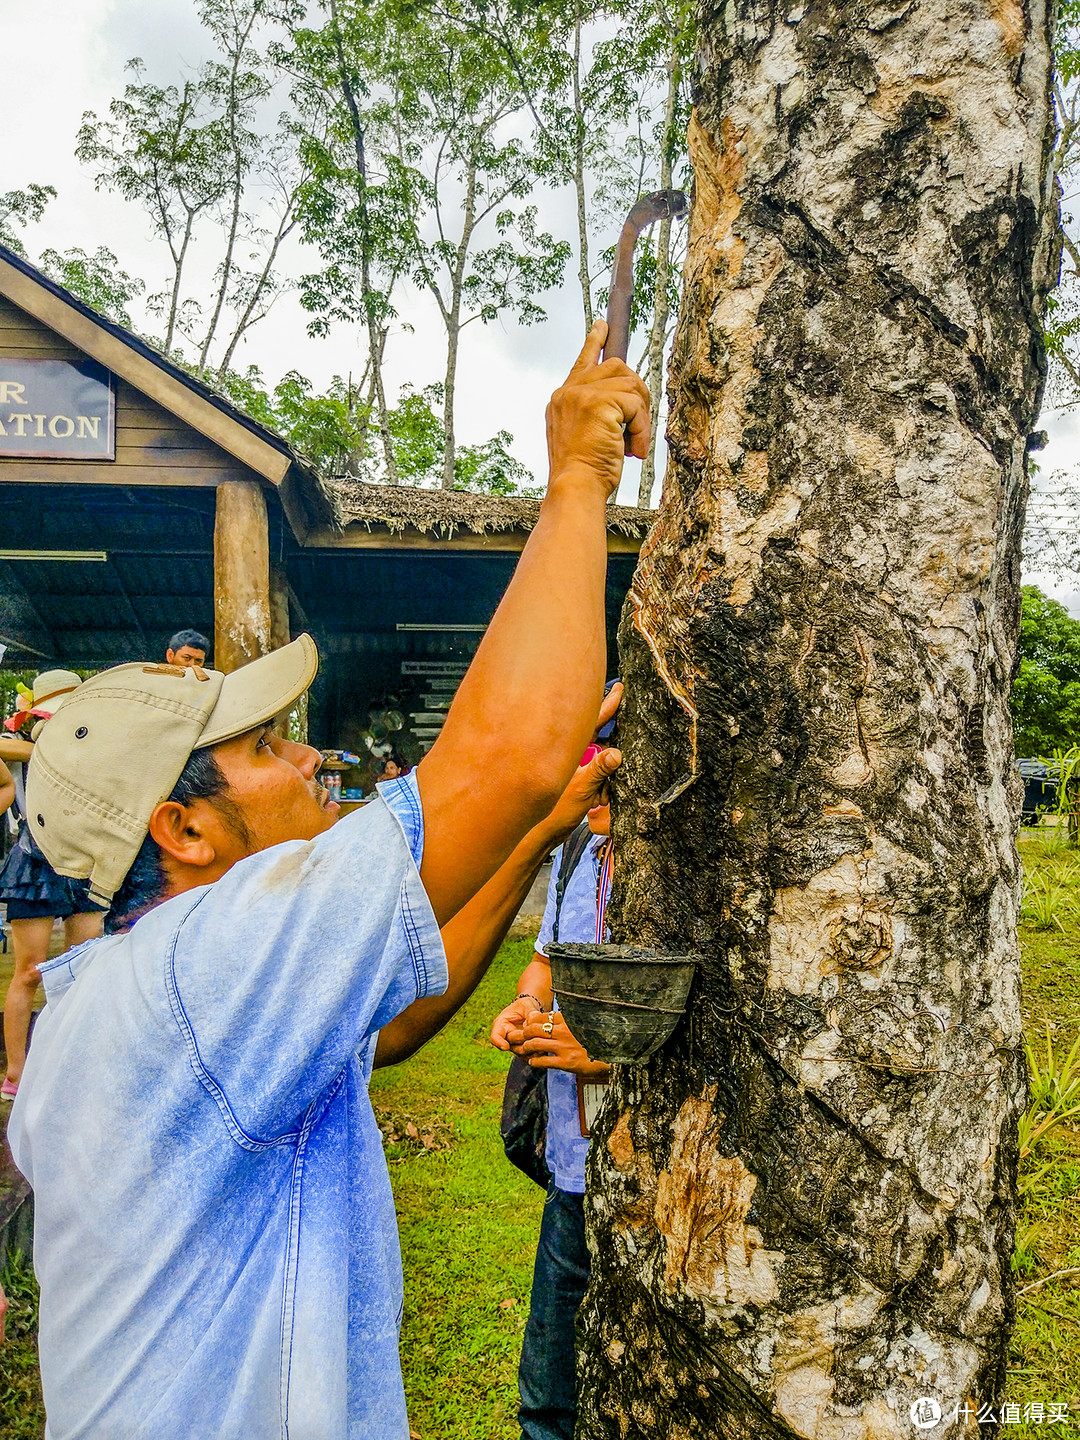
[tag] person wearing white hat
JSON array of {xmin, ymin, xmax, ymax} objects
[
  {"xmin": 7, "ymin": 320, "xmax": 645, "ymax": 1439},
  {"xmin": 0, "ymin": 669, "xmax": 102, "ymax": 1097}
]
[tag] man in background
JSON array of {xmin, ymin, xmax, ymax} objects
[{"xmin": 165, "ymin": 629, "xmax": 210, "ymax": 669}]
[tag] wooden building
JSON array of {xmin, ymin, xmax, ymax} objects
[{"xmin": 0, "ymin": 242, "xmax": 652, "ymax": 754}]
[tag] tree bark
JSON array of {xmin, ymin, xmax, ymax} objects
[
  {"xmin": 441, "ymin": 155, "xmax": 477, "ymax": 490},
  {"xmin": 579, "ymin": 4, "xmax": 1059, "ymax": 1438}
]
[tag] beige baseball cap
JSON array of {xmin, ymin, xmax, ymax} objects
[{"xmin": 25, "ymin": 634, "xmax": 319, "ymax": 907}]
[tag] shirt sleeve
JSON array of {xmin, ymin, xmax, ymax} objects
[
  {"xmin": 165, "ymin": 772, "xmax": 447, "ymax": 1144},
  {"xmin": 535, "ymin": 844, "xmax": 563, "ymax": 954}
]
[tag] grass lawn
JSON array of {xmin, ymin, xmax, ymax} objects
[
  {"xmin": 1005, "ymin": 826, "xmax": 1080, "ymax": 1433},
  {"xmin": 370, "ymin": 937, "xmax": 543, "ymax": 1439},
  {"xmin": 0, "ymin": 865, "xmax": 1078, "ymax": 1436}
]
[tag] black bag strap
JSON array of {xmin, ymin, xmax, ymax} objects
[{"xmin": 550, "ymin": 820, "xmax": 593, "ymax": 945}]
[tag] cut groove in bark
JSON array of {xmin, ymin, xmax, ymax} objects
[{"xmin": 579, "ymin": 3, "xmax": 1060, "ymax": 1437}]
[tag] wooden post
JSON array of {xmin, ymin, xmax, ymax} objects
[
  {"xmin": 214, "ymin": 479, "xmax": 270, "ymax": 673},
  {"xmin": 269, "ymin": 565, "xmax": 290, "ymax": 652}
]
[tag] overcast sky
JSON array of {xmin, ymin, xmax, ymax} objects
[{"xmin": 3, "ymin": 0, "xmax": 1079, "ymax": 604}]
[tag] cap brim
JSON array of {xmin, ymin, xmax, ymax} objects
[{"xmin": 199, "ymin": 634, "xmax": 318, "ymax": 748}]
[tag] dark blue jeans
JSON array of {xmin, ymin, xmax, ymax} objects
[{"xmin": 518, "ymin": 1184, "xmax": 589, "ymax": 1440}]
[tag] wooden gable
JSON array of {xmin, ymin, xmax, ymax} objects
[{"xmin": 0, "ymin": 295, "xmax": 263, "ymax": 488}]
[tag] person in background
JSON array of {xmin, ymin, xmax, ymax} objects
[
  {"xmin": 0, "ymin": 757, "xmax": 22, "ymax": 1333},
  {"xmin": 165, "ymin": 630, "xmax": 210, "ymax": 669},
  {"xmin": 375, "ymin": 755, "xmax": 404, "ymax": 783},
  {"xmin": 490, "ymin": 683, "xmax": 620, "ymax": 1440},
  {"xmin": 0, "ymin": 671, "xmax": 102, "ymax": 1098},
  {"xmin": 0, "ymin": 757, "xmax": 13, "ymax": 819}
]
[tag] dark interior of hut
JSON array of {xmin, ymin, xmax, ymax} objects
[{"xmin": 0, "ymin": 481, "xmax": 637, "ymax": 781}]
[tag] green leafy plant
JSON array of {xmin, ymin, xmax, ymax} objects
[
  {"xmin": 1012, "ymin": 1220, "xmax": 1048, "ymax": 1277},
  {"xmin": 1020, "ymin": 1026, "xmax": 1080, "ymax": 1163},
  {"xmin": 1021, "ymin": 874, "xmax": 1075, "ymax": 932}
]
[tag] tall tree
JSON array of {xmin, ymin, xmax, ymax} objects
[
  {"xmin": 279, "ymin": 0, "xmax": 411, "ymax": 482},
  {"xmin": 433, "ymin": 0, "xmax": 691, "ymax": 499},
  {"xmin": 77, "ymin": 63, "xmax": 229, "ymax": 355},
  {"xmin": 76, "ymin": 5, "xmax": 308, "ymax": 371},
  {"xmin": 580, "ymin": 6, "xmax": 1058, "ymax": 1439},
  {"xmin": 395, "ymin": 6, "xmax": 570, "ymax": 488}
]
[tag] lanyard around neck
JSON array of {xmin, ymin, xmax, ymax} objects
[{"xmin": 595, "ymin": 839, "xmax": 613, "ymax": 944}]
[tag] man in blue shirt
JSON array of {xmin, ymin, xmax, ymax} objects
[{"xmin": 8, "ymin": 319, "xmax": 649, "ymax": 1439}]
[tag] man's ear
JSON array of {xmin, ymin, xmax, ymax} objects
[
  {"xmin": 165, "ymin": 649, "xmax": 176, "ymax": 665},
  {"xmin": 147, "ymin": 800, "xmax": 218, "ymax": 871}
]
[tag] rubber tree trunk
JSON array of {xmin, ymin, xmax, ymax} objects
[{"xmin": 579, "ymin": 4, "xmax": 1058, "ymax": 1437}]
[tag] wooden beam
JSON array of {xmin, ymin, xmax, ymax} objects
[
  {"xmin": 300, "ymin": 523, "xmax": 645, "ymax": 555},
  {"xmin": 269, "ymin": 566, "xmax": 290, "ymax": 651},
  {"xmin": 0, "ymin": 256, "xmax": 292, "ymax": 485},
  {"xmin": 0, "ymin": 461, "xmax": 251, "ymax": 487},
  {"xmin": 214, "ymin": 480, "xmax": 270, "ymax": 673},
  {"xmin": 278, "ymin": 468, "xmax": 312, "ymax": 544}
]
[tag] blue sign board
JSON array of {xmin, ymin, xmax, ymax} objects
[{"xmin": 0, "ymin": 358, "xmax": 115, "ymax": 460}]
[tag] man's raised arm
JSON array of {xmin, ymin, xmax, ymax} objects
[{"xmin": 414, "ymin": 319, "xmax": 648, "ymax": 926}]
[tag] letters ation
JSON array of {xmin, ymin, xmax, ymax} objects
[
  {"xmin": 0, "ymin": 362, "xmax": 114, "ymax": 457},
  {"xmin": 3, "ymin": 412, "xmax": 105, "ymax": 443}
]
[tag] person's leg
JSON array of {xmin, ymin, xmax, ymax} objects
[
  {"xmin": 518, "ymin": 1186, "xmax": 589, "ymax": 1440},
  {"xmin": 63, "ymin": 911, "xmax": 102, "ymax": 950},
  {"xmin": 3, "ymin": 915, "xmax": 54, "ymax": 1088}
]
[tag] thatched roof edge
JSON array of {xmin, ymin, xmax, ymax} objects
[{"xmin": 322, "ymin": 478, "xmax": 655, "ymax": 540}]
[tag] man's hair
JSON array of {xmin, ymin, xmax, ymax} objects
[
  {"xmin": 105, "ymin": 748, "xmax": 252, "ymax": 933},
  {"xmin": 167, "ymin": 629, "xmax": 210, "ymax": 655}
]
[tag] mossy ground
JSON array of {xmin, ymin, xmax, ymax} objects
[{"xmin": 0, "ymin": 878, "xmax": 1077, "ymax": 1437}]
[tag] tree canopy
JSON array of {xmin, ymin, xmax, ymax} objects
[
  {"xmin": 6, "ymin": 0, "xmax": 691, "ymax": 497},
  {"xmin": 1011, "ymin": 585, "xmax": 1080, "ymax": 755}
]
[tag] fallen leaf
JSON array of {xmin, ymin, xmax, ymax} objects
[
  {"xmin": 406, "ymin": 1122, "xmax": 419, "ymax": 1140},
  {"xmin": 498, "ymin": 1297, "xmax": 517, "ymax": 1310}
]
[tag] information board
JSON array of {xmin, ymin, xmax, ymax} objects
[{"xmin": 0, "ymin": 358, "xmax": 116, "ymax": 460}]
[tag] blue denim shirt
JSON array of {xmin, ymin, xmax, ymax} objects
[
  {"xmin": 8, "ymin": 774, "xmax": 446, "ymax": 1440},
  {"xmin": 535, "ymin": 834, "xmax": 607, "ymax": 1195}
]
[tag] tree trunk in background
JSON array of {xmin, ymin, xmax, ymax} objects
[
  {"xmin": 638, "ymin": 31, "xmax": 680, "ymax": 509},
  {"xmin": 579, "ymin": 3, "xmax": 1058, "ymax": 1437}
]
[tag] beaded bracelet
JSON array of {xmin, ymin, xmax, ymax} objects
[{"xmin": 516, "ymin": 992, "xmax": 545, "ymax": 1012}]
